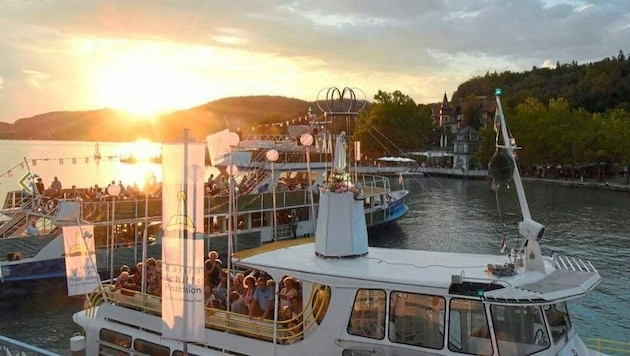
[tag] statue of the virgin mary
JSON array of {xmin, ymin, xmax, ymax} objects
[{"xmin": 332, "ymin": 131, "xmax": 347, "ymax": 174}]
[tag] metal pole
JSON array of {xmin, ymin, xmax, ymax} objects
[
  {"xmin": 306, "ymin": 147, "xmax": 316, "ymax": 234},
  {"xmin": 227, "ymin": 148, "xmax": 234, "ymax": 317},
  {"xmin": 271, "ymin": 161, "xmax": 277, "ymax": 242},
  {"xmin": 143, "ymin": 174, "xmax": 149, "ymax": 280},
  {"xmin": 110, "ymin": 196, "xmax": 115, "ymax": 282}
]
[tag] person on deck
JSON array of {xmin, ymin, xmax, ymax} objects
[
  {"xmin": 50, "ymin": 176, "xmax": 62, "ymax": 191},
  {"xmin": 249, "ymin": 276, "xmax": 275, "ymax": 320},
  {"xmin": 25, "ymin": 220, "xmax": 39, "ymax": 236},
  {"xmin": 231, "ymin": 275, "xmax": 256, "ymax": 315},
  {"xmin": 290, "ymin": 214, "xmax": 299, "ymax": 238},
  {"xmin": 205, "ymin": 251, "xmax": 222, "ymax": 287},
  {"xmin": 35, "ymin": 177, "xmax": 45, "ymax": 196},
  {"xmin": 279, "ymin": 276, "xmax": 298, "ymax": 309}
]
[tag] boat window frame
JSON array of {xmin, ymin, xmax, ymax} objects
[
  {"xmin": 99, "ymin": 328, "xmax": 132, "ymax": 348},
  {"xmin": 489, "ymin": 304, "xmax": 551, "ymax": 355},
  {"xmin": 388, "ymin": 291, "xmax": 445, "ymax": 350},
  {"xmin": 544, "ymin": 301, "xmax": 572, "ymax": 344},
  {"xmin": 448, "ymin": 298, "xmax": 492, "ymax": 355},
  {"xmin": 172, "ymin": 351, "xmax": 200, "ymax": 356},
  {"xmin": 347, "ymin": 288, "xmax": 386, "ymax": 340},
  {"xmin": 133, "ymin": 338, "xmax": 170, "ymax": 356}
]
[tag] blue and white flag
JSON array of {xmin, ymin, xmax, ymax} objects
[{"xmin": 161, "ymin": 141, "xmax": 206, "ymax": 343}]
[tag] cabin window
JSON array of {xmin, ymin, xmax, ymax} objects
[
  {"xmin": 342, "ymin": 350, "xmax": 376, "ymax": 356},
  {"xmin": 251, "ymin": 212, "xmax": 263, "ymax": 228},
  {"xmin": 173, "ymin": 351, "xmax": 200, "ymax": 356},
  {"xmin": 448, "ymin": 298, "xmax": 492, "ymax": 355},
  {"xmin": 490, "ymin": 305, "xmax": 550, "ymax": 355},
  {"xmin": 99, "ymin": 328, "xmax": 132, "ymax": 354},
  {"xmin": 100, "ymin": 328, "xmax": 131, "ymax": 348},
  {"xmin": 347, "ymin": 289, "xmax": 386, "ymax": 339},
  {"xmin": 389, "ymin": 292, "xmax": 445, "ymax": 349},
  {"xmin": 544, "ymin": 302, "xmax": 571, "ymax": 343},
  {"xmin": 133, "ymin": 339, "xmax": 170, "ymax": 356}
]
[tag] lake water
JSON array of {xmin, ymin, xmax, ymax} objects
[{"xmin": 0, "ymin": 140, "xmax": 628, "ymax": 353}]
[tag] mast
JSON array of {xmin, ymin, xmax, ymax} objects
[
  {"xmin": 494, "ymin": 89, "xmax": 546, "ymax": 273},
  {"xmin": 494, "ymin": 92, "xmax": 531, "ymax": 220}
]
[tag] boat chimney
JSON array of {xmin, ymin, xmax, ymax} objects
[{"xmin": 314, "ymin": 190, "xmax": 368, "ymax": 258}]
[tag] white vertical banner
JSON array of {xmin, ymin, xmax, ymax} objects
[
  {"xmin": 161, "ymin": 141, "xmax": 206, "ymax": 343},
  {"xmin": 63, "ymin": 225, "xmax": 100, "ymax": 296}
]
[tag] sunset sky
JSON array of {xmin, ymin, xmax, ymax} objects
[{"xmin": 0, "ymin": 0, "xmax": 628, "ymax": 123}]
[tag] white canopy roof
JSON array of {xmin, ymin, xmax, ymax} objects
[
  {"xmin": 377, "ymin": 156, "xmax": 416, "ymax": 163},
  {"xmin": 410, "ymin": 151, "xmax": 453, "ymax": 158}
]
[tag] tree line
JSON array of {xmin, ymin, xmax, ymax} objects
[{"xmin": 356, "ymin": 50, "xmax": 630, "ymax": 175}]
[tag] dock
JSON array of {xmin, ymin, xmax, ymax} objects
[{"xmin": 356, "ymin": 166, "xmax": 488, "ymax": 179}]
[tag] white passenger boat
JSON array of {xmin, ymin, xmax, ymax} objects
[{"xmin": 72, "ymin": 88, "xmax": 601, "ymax": 355}]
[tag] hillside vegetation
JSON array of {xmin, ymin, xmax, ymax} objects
[
  {"xmin": 453, "ymin": 50, "xmax": 630, "ymax": 113},
  {"xmin": 1, "ymin": 96, "xmax": 313, "ymax": 142}
]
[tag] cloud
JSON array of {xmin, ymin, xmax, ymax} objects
[
  {"xmin": 23, "ymin": 70, "xmax": 50, "ymax": 89},
  {"xmin": 0, "ymin": 0, "xmax": 629, "ymax": 123}
]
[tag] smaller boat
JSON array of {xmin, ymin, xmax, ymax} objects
[
  {"xmin": 94, "ymin": 142, "xmax": 102, "ymax": 160},
  {"xmin": 0, "ymin": 90, "xmax": 409, "ymax": 297},
  {"xmin": 119, "ymin": 154, "xmax": 162, "ymax": 164}
]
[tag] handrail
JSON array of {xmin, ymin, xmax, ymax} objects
[
  {"xmin": 85, "ymin": 281, "xmax": 330, "ymax": 344},
  {"xmin": 586, "ymin": 337, "xmax": 630, "ymax": 355},
  {"xmin": 0, "ymin": 335, "xmax": 60, "ymax": 356}
]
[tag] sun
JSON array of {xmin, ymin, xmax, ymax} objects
[{"xmin": 93, "ymin": 41, "xmax": 217, "ymax": 117}]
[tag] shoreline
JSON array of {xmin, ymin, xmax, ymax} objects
[
  {"xmin": 358, "ymin": 167, "xmax": 630, "ymax": 193},
  {"xmin": 521, "ymin": 177, "xmax": 630, "ymax": 193}
]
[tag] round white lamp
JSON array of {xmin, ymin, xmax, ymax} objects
[
  {"xmin": 300, "ymin": 133, "xmax": 314, "ymax": 147},
  {"xmin": 266, "ymin": 149, "xmax": 279, "ymax": 162},
  {"xmin": 107, "ymin": 183, "xmax": 121, "ymax": 197},
  {"xmin": 227, "ymin": 132, "xmax": 241, "ymax": 147}
]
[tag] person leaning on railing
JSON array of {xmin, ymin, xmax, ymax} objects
[{"xmin": 249, "ymin": 276, "xmax": 275, "ymax": 320}]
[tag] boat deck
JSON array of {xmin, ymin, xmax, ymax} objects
[{"xmin": 236, "ymin": 244, "xmax": 600, "ymax": 303}]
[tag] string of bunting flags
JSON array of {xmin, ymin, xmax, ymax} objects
[
  {"xmin": 0, "ymin": 162, "xmax": 25, "ymax": 183},
  {"xmin": 251, "ymin": 112, "xmax": 315, "ymax": 131},
  {"xmin": 0, "ymin": 154, "xmax": 113, "ymax": 186}
]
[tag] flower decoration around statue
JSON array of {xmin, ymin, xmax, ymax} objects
[{"xmin": 321, "ymin": 172, "xmax": 362, "ymax": 199}]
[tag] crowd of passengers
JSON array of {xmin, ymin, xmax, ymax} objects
[
  {"xmin": 206, "ymin": 173, "xmax": 312, "ymax": 197},
  {"xmin": 30, "ymin": 171, "xmax": 313, "ymax": 207},
  {"xmin": 111, "ymin": 251, "xmax": 304, "ymax": 326}
]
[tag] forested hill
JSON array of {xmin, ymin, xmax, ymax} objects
[
  {"xmin": 452, "ymin": 50, "xmax": 630, "ymax": 113},
  {"xmin": 0, "ymin": 96, "xmax": 313, "ymax": 142}
]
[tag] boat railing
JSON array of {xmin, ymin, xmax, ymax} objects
[
  {"xmin": 356, "ymin": 174, "xmax": 392, "ymax": 193},
  {"xmin": 207, "ymin": 190, "xmax": 315, "ymax": 215},
  {"xmin": 0, "ymin": 192, "xmax": 60, "ymax": 237},
  {"xmin": 80, "ymin": 198, "xmax": 162, "ymax": 223},
  {"xmin": 0, "ymin": 335, "xmax": 59, "ymax": 356},
  {"xmin": 586, "ymin": 337, "xmax": 630, "ymax": 355},
  {"xmin": 87, "ymin": 282, "xmax": 328, "ymax": 345},
  {"xmin": 552, "ymin": 254, "xmax": 597, "ymax": 273}
]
